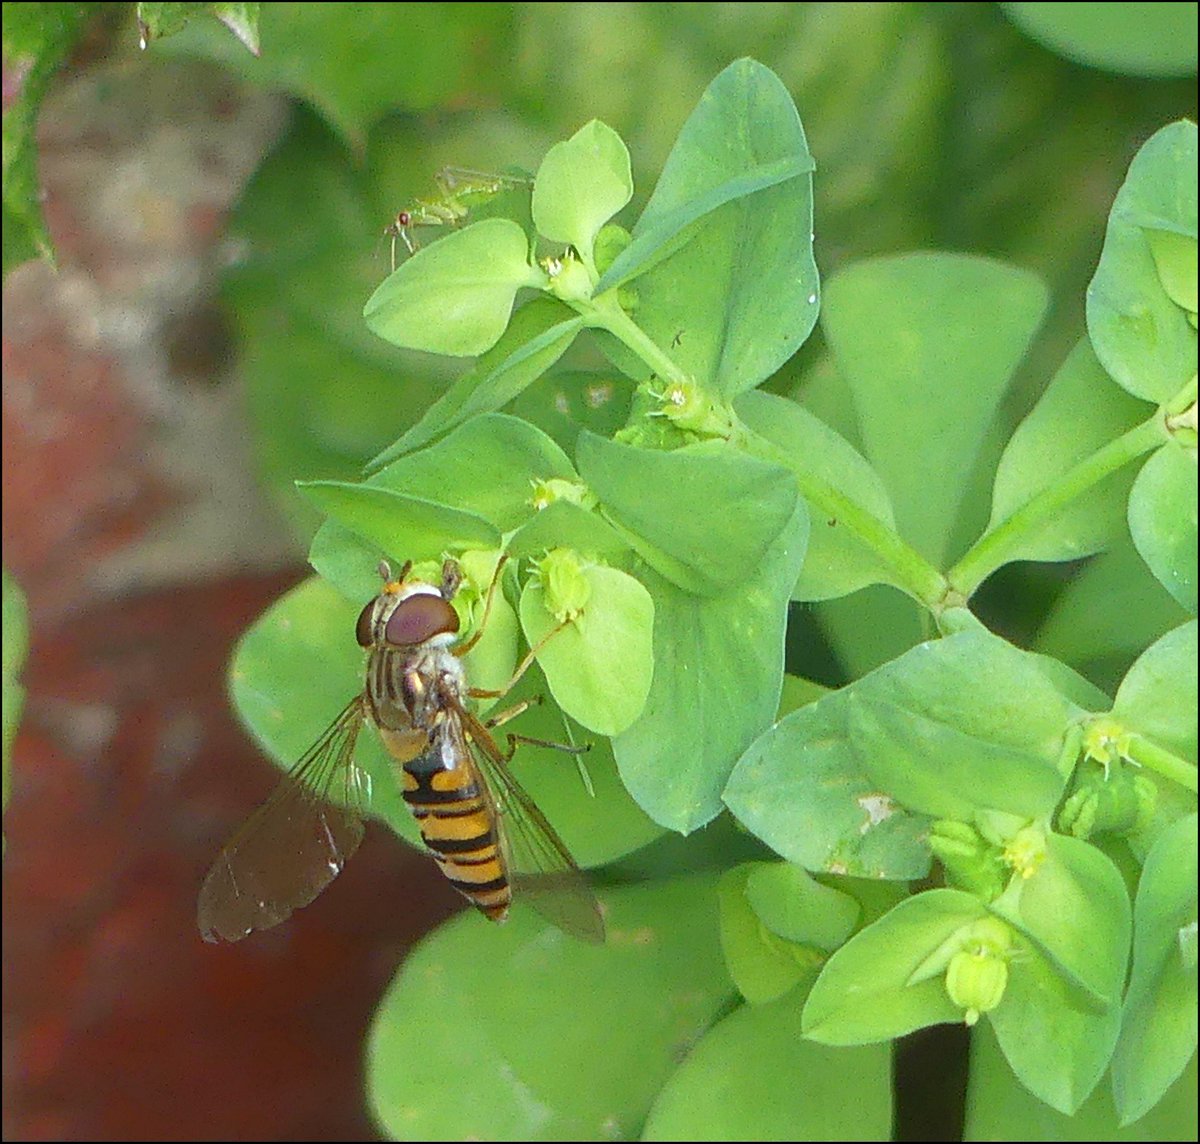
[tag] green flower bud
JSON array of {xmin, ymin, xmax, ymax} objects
[
  {"xmin": 1059, "ymin": 763, "xmax": 1160, "ymax": 839},
  {"xmin": 528, "ymin": 477, "xmax": 597, "ymax": 512},
  {"xmin": 942, "ymin": 917, "xmax": 1013, "ymax": 1025},
  {"xmin": 1003, "ymin": 826, "xmax": 1046, "ymax": 880},
  {"xmin": 646, "ymin": 377, "xmax": 735, "ymax": 439},
  {"xmin": 593, "ymin": 223, "xmax": 631, "ymax": 276},
  {"xmin": 1082, "ymin": 716, "xmax": 1133, "ymax": 770},
  {"xmin": 946, "ymin": 944, "xmax": 1010, "ymax": 1027},
  {"xmin": 535, "ymin": 548, "xmax": 591, "ymax": 622},
  {"xmin": 929, "ymin": 820, "xmax": 1007, "ymax": 900},
  {"xmin": 541, "ymin": 250, "xmax": 594, "ymax": 303}
]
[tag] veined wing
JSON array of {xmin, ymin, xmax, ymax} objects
[
  {"xmin": 457, "ymin": 705, "xmax": 605, "ymax": 944},
  {"xmin": 198, "ymin": 696, "xmax": 371, "ymax": 943}
]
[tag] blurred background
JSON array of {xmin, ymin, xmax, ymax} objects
[{"xmin": 2, "ymin": 3, "xmax": 1196, "ymax": 1139}]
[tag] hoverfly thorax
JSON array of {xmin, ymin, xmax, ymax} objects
[{"xmin": 357, "ymin": 563, "xmax": 466, "ymax": 741}]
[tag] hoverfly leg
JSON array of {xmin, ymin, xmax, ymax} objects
[
  {"xmin": 500, "ymin": 731, "xmax": 591, "ymax": 762},
  {"xmin": 467, "ymin": 615, "xmax": 572, "ymax": 699},
  {"xmin": 453, "ymin": 554, "xmax": 510, "ymax": 658}
]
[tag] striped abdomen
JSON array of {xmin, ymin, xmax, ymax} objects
[{"xmin": 400, "ymin": 745, "xmax": 512, "ymax": 922}]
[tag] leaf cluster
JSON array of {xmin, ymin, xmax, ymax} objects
[{"xmin": 216, "ymin": 59, "xmax": 1198, "ymax": 1137}]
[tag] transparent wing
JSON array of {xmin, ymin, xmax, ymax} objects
[
  {"xmin": 456, "ymin": 705, "xmax": 605, "ymax": 944},
  {"xmin": 197, "ymin": 696, "xmax": 370, "ymax": 943}
]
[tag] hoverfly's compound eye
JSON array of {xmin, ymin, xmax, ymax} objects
[
  {"xmin": 384, "ymin": 593, "xmax": 459, "ymax": 647},
  {"xmin": 355, "ymin": 600, "xmax": 377, "ymax": 648}
]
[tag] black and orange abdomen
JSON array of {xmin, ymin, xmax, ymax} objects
[{"xmin": 400, "ymin": 749, "xmax": 512, "ymax": 921}]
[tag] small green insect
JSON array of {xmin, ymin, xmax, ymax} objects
[{"xmin": 382, "ymin": 167, "xmax": 530, "ymax": 270}]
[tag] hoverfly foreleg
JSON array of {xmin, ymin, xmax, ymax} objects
[
  {"xmin": 467, "ymin": 614, "xmax": 572, "ymax": 700},
  {"xmin": 453, "ymin": 553, "xmax": 510, "ymax": 658}
]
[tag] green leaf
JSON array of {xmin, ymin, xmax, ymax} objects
[
  {"xmin": 507, "ymin": 501, "xmax": 632, "ymax": 565},
  {"xmin": 613, "ymin": 507, "xmax": 808, "ymax": 833},
  {"xmin": 993, "ymin": 835, "xmax": 1131, "ymax": 1010},
  {"xmin": 1001, "ymin": 2, "xmax": 1199, "ymax": 77},
  {"xmin": 802, "ymin": 889, "xmax": 981, "ymax": 1044},
  {"xmin": 736, "ymin": 389, "xmax": 901, "ymax": 600},
  {"xmin": 2, "ymin": 1, "xmax": 88, "ymax": 275},
  {"xmin": 744, "ymin": 862, "xmax": 861, "ymax": 950},
  {"xmin": 1113, "ymin": 620, "xmax": 1198, "ymax": 765},
  {"xmin": 815, "ymin": 583, "xmax": 928, "ymax": 681},
  {"xmin": 717, "ymin": 866, "xmax": 821, "ymax": 1005},
  {"xmin": 1034, "ymin": 539, "xmax": 1188, "ymax": 674},
  {"xmin": 1112, "ymin": 813, "xmax": 1198, "ymax": 1124},
  {"xmin": 643, "ymin": 996, "xmax": 893, "ymax": 1141},
  {"xmin": 367, "ymin": 874, "xmax": 733, "ymax": 1141},
  {"xmin": 1028, "ymin": 652, "xmax": 1114, "ymax": 713},
  {"xmin": 363, "ymin": 219, "xmax": 535, "ymax": 356},
  {"xmin": 532, "ymin": 120, "xmax": 632, "ymax": 260},
  {"xmin": 987, "ymin": 339, "xmax": 1152, "ymax": 564},
  {"xmin": 597, "ymin": 57, "xmax": 818, "ymax": 398},
  {"xmin": 366, "ymin": 413, "xmax": 578, "ymax": 532},
  {"xmin": 1128, "ymin": 443, "xmax": 1198, "ymax": 615},
  {"xmin": 366, "ymin": 299, "xmax": 585, "ymax": 468},
  {"xmin": 1087, "ymin": 121, "xmax": 1198, "ymax": 404},
  {"xmin": 575, "ymin": 432, "xmax": 799, "ymax": 596},
  {"xmin": 1146, "ymin": 228, "xmax": 1198, "ymax": 315},
  {"xmin": 965, "ymin": 1018, "xmax": 1198, "ymax": 1142},
  {"xmin": 506, "ymin": 368, "xmax": 635, "ymax": 457},
  {"xmin": 821, "ymin": 253, "xmax": 1050, "ymax": 566},
  {"xmin": 724, "ymin": 687, "xmax": 933, "ymax": 880},
  {"xmin": 988, "ymin": 835, "xmax": 1132, "ymax": 1114},
  {"xmin": 845, "ymin": 631, "xmax": 1072, "ymax": 821},
  {"xmin": 297, "ymin": 482, "xmax": 500, "ymax": 566},
  {"xmin": 519, "ymin": 562, "xmax": 654, "ymax": 737}
]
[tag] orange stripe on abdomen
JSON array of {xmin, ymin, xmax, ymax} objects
[{"xmin": 401, "ymin": 760, "xmax": 511, "ymax": 921}]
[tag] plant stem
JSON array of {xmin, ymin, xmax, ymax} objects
[
  {"xmin": 1127, "ymin": 735, "xmax": 1199, "ymax": 794},
  {"xmin": 947, "ymin": 414, "xmax": 1167, "ymax": 598},
  {"xmin": 738, "ymin": 426, "xmax": 948, "ymax": 605},
  {"xmin": 585, "ymin": 294, "xmax": 693, "ymax": 389}
]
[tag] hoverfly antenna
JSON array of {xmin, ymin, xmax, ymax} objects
[{"xmin": 377, "ymin": 559, "xmax": 391, "ymax": 582}]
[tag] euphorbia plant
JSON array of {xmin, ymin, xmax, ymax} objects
[{"xmin": 229, "ymin": 59, "xmax": 1196, "ymax": 1141}]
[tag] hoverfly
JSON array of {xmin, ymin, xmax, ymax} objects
[
  {"xmin": 197, "ymin": 557, "xmax": 604, "ymax": 944},
  {"xmin": 382, "ymin": 167, "xmax": 531, "ymax": 270}
]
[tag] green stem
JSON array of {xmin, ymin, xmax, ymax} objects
[
  {"xmin": 570, "ymin": 292, "xmax": 948, "ymax": 604},
  {"xmin": 585, "ymin": 294, "xmax": 693, "ymax": 388},
  {"xmin": 1166, "ymin": 373, "xmax": 1198, "ymax": 417},
  {"xmin": 739, "ymin": 424, "xmax": 947, "ymax": 605},
  {"xmin": 947, "ymin": 414, "xmax": 1167, "ymax": 598},
  {"xmin": 1127, "ymin": 735, "xmax": 1199, "ymax": 794}
]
